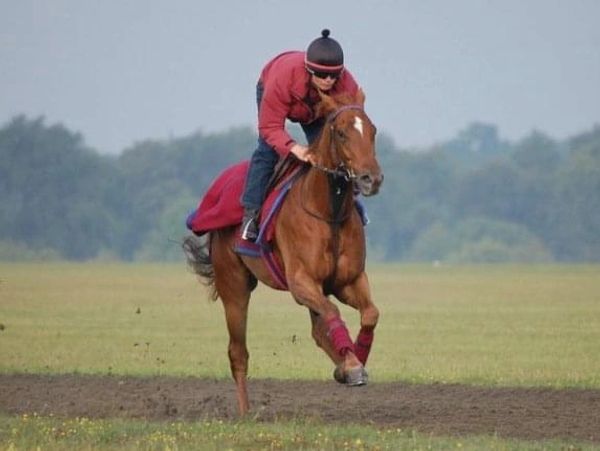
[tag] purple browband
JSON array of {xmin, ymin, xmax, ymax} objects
[{"xmin": 326, "ymin": 104, "xmax": 363, "ymax": 123}]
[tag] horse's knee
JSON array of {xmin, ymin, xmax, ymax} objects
[
  {"xmin": 322, "ymin": 304, "xmax": 342, "ymax": 322},
  {"xmin": 291, "ymin": 287, "xmax": 341, "ymax": 321},
  {"xmin": 228, "ymin": 344, "xmax": 249, "ymax": 373},
  {"xmin": 361, "ymin": 305, "xmax": 379, "ymax": 328}
]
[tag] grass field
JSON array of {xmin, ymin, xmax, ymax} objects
[
  {"xmin": 1, "ymin": 262, "xmax": 599, "ymax": 449},
  {"xmin": 1, "ymin": 413, "xmax": 590, "ymax": 450},
  {"xmin": 1, "ymin": 263, "xmax": 599, "ymax": 387}
]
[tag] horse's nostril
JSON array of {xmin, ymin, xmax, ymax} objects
[{"xmin": 360, "ymin": 174, "xmax": 372, "ymax": 184}]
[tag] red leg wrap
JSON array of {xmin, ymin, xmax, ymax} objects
[
  {"xmin": 326, "ymin": 316, "xmax": 355, "ymax": 357},
  {"xmin": 354, "ymin": 327, "xmax": 374, "ymax": 365}
]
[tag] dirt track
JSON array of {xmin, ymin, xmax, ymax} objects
[{"xmin": 1, "ymin": 374, "xmax": 599, "ymax": 443}]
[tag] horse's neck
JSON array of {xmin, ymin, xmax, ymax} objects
[
  {"xmin": 304, "ymin": 131, "xmax": 354, "ymax": 221},
  {"xmin": 311, "ymin": 125, "xmax": 336, "ymax": 169}
]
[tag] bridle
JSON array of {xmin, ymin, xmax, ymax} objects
[{"xmin": 310, "ymin": 104, "xmax": 364, "ymax": 181}]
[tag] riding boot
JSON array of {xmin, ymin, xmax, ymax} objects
[{"xmin": 241, "ymin": 208, "xmax": 259, "ymax": 241}]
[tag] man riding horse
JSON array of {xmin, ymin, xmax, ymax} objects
[{"xmin": 240, "ymin": 29, "xmax": 361, "ymax": 241}]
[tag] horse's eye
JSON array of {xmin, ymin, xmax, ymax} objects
[{"xmin": 336, "ymin": 129, "xmax": 346, "ymax": 140}]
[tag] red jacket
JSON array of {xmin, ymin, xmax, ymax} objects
[{"xmin": 258, "ymin": 51, "xmax": 359, "ymax": 156}]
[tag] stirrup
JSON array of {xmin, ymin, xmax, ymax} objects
[{"xmin": 241, "ymin": 216, "xmax": 259, "ymax": 241}]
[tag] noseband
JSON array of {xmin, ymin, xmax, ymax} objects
[{"xmin": 311, "ymin": 104, "xmax": 364, "ymax": 181}]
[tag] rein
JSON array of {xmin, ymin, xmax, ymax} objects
[{"xmin": 310, "ymin": 162, "xmax": 356, "ymax": 180}]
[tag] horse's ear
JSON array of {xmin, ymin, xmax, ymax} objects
[
  {"xmin": 355, "ymin": 88, "xmax": 366, "ymax": 107},
  {"xmin": 316, "ymin": 90, "xmax": 337, "ymax": 117}
]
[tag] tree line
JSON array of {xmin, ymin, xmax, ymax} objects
[{"xmin": 1, "ymin": 115, "xmax": 599, "ymax": 262}]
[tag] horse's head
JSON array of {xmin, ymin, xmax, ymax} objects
[{"xmin": 312, "ymin": 90, "xmax": 383, "ymax": 196}]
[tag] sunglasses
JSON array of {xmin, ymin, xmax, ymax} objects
[{"xmin": 307, "ymin": 67, "xmax": 342, "ymax": 80}]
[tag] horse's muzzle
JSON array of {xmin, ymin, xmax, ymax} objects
[{"xmin": 356, "ymin": 171, "xmax": 384, "ymax": 196}]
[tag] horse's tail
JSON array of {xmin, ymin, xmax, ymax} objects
[{"xmin": 182, "ymin": 234, "xmax": 218, "ymax": 301}]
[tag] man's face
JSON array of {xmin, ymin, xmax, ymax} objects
[{"xmin": 310, "ymin": 74, "xmax": 337, "ymax": 91}]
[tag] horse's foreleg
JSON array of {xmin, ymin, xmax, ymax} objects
[
  {"xmin": 288, "ymin": 273, "xmax": 363, "ymax": 383},
  {"xmin": 309, "ymin": 309, "xmax": 343, "ymax": 365},
  {"xmin": 290, "ymin": 277, "xmax": 354, "ymax": 357},
  {"xmin": 336, "ymin": 272, "xmax": 379, "ymax": 366}
]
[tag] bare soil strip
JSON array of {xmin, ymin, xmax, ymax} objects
[{"xmin": 1, "ymin": 374, "xmax": 599, "ymax": 442}]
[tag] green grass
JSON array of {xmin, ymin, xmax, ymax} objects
[
  {"xmin": 1, "ymin": 263, "xmax": 599, "ymax": 388},
  {"xmin": 0, "ymin": 414, "xmax": 594, "ymax": 450}
]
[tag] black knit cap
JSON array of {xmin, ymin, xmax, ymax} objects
[{"xmin": 305, "ymin": 29, "xmax": 344, "ymax": 73}]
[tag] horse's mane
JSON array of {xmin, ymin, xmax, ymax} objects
[{"xmin": 331, "ymin": 92, "xmax": 356, "ymax": 105}]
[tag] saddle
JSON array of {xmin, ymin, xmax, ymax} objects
[
  {"xmin": 186, "ymin": 157, "xmax": 304, "ymax": 237},
  {"xmin": 185, "ymin": 158, "xmax": 305, "ymax": 290}
]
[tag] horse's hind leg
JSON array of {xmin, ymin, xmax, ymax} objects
[{"xmin": 211, "ymin": 230, "xmax": 255, "ymax": 415}]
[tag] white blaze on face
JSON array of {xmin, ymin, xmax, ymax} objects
[{"xmin": 353, "ymin": 116, "xmax": 364, "ymax": 137}]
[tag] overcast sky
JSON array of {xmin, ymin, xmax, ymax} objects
[{"xmin": 1, "ymin": 0, "xmax": 599, "ymax": 154}]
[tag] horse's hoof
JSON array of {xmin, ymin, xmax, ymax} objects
[
  {"xmin": 332, "ymin": 365, "xmax": 368, "ymax": 386},
  {"xmin": 346, "ymin": 366, "xmax": 368, "ymax": 386},
  {"xmin": 333, "ymin": 365, "xmax": 346, "ymax": 384}
]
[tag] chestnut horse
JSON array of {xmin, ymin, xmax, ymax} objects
[{"xmin": 183, "ymin": 90, "xmax": 383, "ymax": 415}]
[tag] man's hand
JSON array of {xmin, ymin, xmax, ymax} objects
[{"xmin": 290, "ymin": 144, "xmax": 315, "ymax": 164}]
